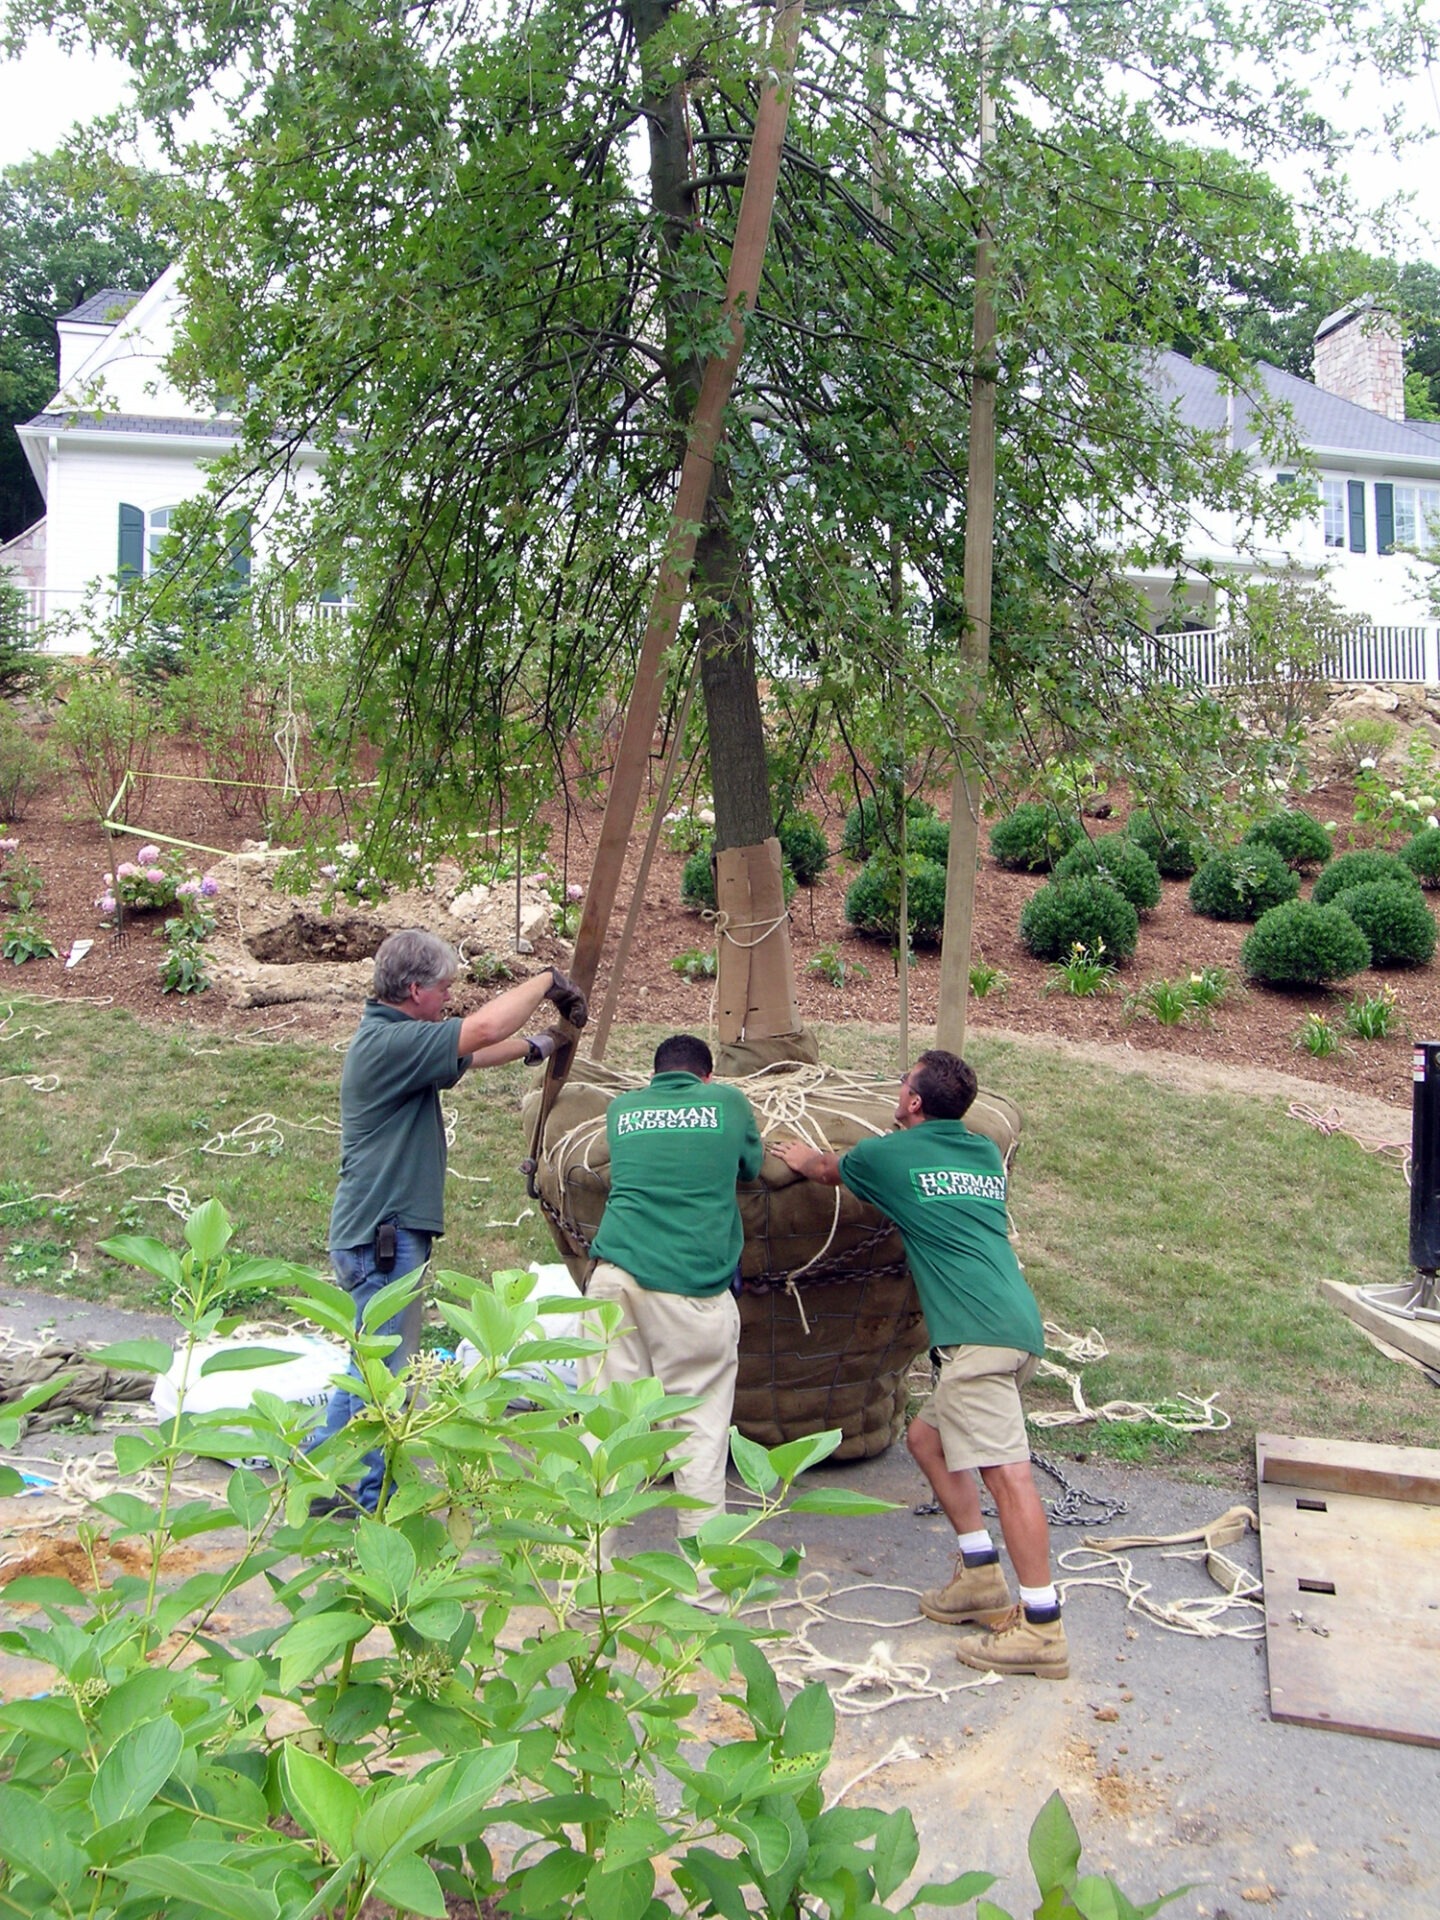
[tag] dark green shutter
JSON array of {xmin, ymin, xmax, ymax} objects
[
  {"xmin": 1375, "ymin": 483, "xmax": 1395, "ymax": 555},
  {"xmin": 226, "ymin": 510, "xmax": 252, "ymax": 585},
  {"xmin": 1347, "ymin": 479, "xmax": 1366, "ymax": 552},
  {"xmin": 117, "ymin": 502, "xmax": 144, "ymax": 584}
]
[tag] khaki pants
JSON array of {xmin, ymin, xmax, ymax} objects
[{"xmin": 577, "ymin": 1260, "xmax": 740, "ymax": 1534}]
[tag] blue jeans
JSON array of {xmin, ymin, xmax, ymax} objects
[{"xmin": 310, "ymin": 1225, "xmax": 431, "ymax": 1512}]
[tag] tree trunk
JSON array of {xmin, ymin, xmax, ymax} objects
[{"xmin": 636, "ymin": 0, "xmax": 800, "ymax": 1043}]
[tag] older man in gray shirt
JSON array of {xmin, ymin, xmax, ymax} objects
[{"xmin": 308, "ymin": 928, "xmax": 586, "ymax": 1516}]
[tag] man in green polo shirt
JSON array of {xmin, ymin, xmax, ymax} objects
[
  {"xmin": 776, "ymin": 1048, "xmax": 1067, "ymax": 1681},
  {"xmin": 579, "ymin": 1033, "xmax": 764, "ymax": 1578}
]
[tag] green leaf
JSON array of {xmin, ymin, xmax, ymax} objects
[
  {"xmin": 1028, "ymin": 1791, "xmax": 1083, "ymax": 1896},
  {"xmin": 359, "ymin": 1272, "xmax": 423, "ymax": 1334},
  {"xmin": 2, "ymin": 1574, "xmax": 87, "ymax": 1606},
  {"xmin": 603, "ymin": 1814, "xmax": 672, "ymax": 1871},
  {"xmin": 355, "ymin": 1516, "xmax": 417, "ymax": 1604},
  {"xmin": 113, "ymin": 1430, "xmax": 163, "ymax": 1474},
  {"xmin": 585, "ymin": 1855, "xmax": 655, "ymax": 1920},
  {"xmin": 275, "ymin": 1609, "xmax": 369, "ymax": 1690},
  {"xmin": 184, "ymin": 1195, "xmax": 234, "ymax": 1263},
  {"xmin": 733, "ymin": 1639, "xmax": 784, "ymax": 1737},
  {"xmin": 728, "ymin": 1429, "xmax": 779, "ymax": 1494},
  {"xmin": 788, "ymin": 1489, "xmax": 900, "ymax": 1517},
  {"xmin": 871, "ymin": 1807, "xmax": 920, "ymax": 1901},
  {"xmin": 1072, "ymin": 1876, "xmax": 1124, "ymax": 1920},
  {"xmin": 515, "ymin": 1845, "xmax": 591, "ymax": 1909},
  {"xmin": 113, "ymin": 1855, "xmax": 279, "ymax": 1920},
  {"xmin": 95, "ymin": 1233, "xmax": 183, "ymax": 1285},
  {"xmin": 373, "ymin": 1852, "xmax": 448, "ymax": 1917},
  {"xmin": 734, "ymin": 1811, "xmax": 794, "ymax": 1876},
  {"xmin": 913, "ymin": 1871, "xmax": 999, "ymax": 1905},
  {"xmin": 0, "ymin": 1784, "xmax": 87, "ymax": 1892},
  {"xmin": 675, "ymin": 1847, "xmax": 750, "ymax": 1920},
  {"xmin": 764, "ymin": 1430, "xmax": 842, "ymax": 1480},
  {"xmin": 780, "ymin": 1679, "xmax": 834, "ymax": 1758},
  {"xmin": 93, "ymin": 1490, "xmax": 160, "ymax": 1533},
  {"xmin": 0, "ymin": 1694, "xmax": 89, "ymax": 1748},
  {"xmin": 200, "ymin": 1344, "xmax": 299, "ymax": 1374},
  {"xmin": 90, "ymin": 1713, "xmax": 183, "ymax": 1826},
  {"xmin": 0, "ymin": 1463, "xmax": 23, "ymax": 1495},
  {"xmin": 282, "ymin": 1742, "xmax": 361, "ymax": 1858},
  {"xmin": 88, "ymin": 1337, "xmax": 173, "ymax": 1373}
]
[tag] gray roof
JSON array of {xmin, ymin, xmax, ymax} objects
[
  {"xmin": 1158, "ymin": 350, "xmax": 1440, "ymax": 465},
  {"xmin": 59, "ymin": 289, "xmax": 145, "ymax": 326},
  {"xmin": 21, "ymin": 409, "xmax": 237, "ymax": 439}
]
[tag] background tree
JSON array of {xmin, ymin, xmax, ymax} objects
[
  {"xmin": 12, "ymin": 0, "xmax": 1419, "ymax": 1002},
  {"xmin": 0, "ymin": 144, "xmax": 180, "ymax": 542}
]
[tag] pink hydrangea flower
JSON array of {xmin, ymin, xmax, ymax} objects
[
  {"xmin": 200, "ymin": 874, "xmax": 219, "ymax": 897},
  {"xmin": 0, "ymin": 837, "xmax": 18, "ymax": 854},
  {"xmin": 146, "ymin": 867, "xmax": 165, "ymax": 884},
  {"xmin": 117, "ymin": 861, "xmax": 138, "ymax": 879},
  {"xmin": 566, "ymin": 883, "xmax": 584, "ymax": 902},
  {"xmin": 97, "ymin": 893, "xmax": 117, "ymax": 915},
  {"xmin": 177, "ymin": 879, "xmax": 200, "ymax": 899},
  {"xmin": 137, "ymin": 845, "xmax": 161, "ymax": 863}
]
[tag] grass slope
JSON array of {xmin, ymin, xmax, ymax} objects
[{"xmin": 0, "ymin": 1002, "xmax": 1427, "ymax": 1466}]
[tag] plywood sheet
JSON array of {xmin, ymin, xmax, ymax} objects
[{"xmin": 1256, "ymin": 1433, "xmax": 1440, "ymax": 1747}]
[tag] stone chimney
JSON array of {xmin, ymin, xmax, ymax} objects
[{"xmin": 1312, "ymin": 302, "xmax": 1405, "ymax": 422}]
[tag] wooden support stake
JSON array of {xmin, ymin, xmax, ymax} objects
[{"xmin": 936, "ymin": 48, "xmax": 997, "ymax": 1057}]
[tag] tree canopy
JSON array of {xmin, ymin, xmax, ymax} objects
[
  {"xmin": 0, "ymin": 146, "xmax": 180, "ymax": 542},
  {"xmin": 14, "ymin": 0, "xmax": 1425, "ymax": 863}
]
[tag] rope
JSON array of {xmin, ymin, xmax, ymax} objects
[
  {"xmin": 1056, "ymin": 1507, "xmax": 1266, "ymax": 1640},
  {"xmin": 748, "ymin": 1570, "xmax": 1003, "ymax": 1712},
  {"xmin": 1288, "ymin": 1102, "xmax": 1412, "ymax": 1184},
  {"xmin": 701, "ymin": 906, "xmax": 792, "ymax": 951}
]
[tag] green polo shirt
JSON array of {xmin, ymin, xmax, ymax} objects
[
  {"xmin": 839, "ymin": 1121, "xmax": 1043, "ymax": 1354},
  {"xmin": 328, "ymin": 1000, "xmax": 469, "ymax": 1249},
  {"xmin": 592, "ymin": 1071, "xmax": 765, "ymax": 1295}
]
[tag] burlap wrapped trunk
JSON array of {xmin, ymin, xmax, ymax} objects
[{"xmin": 522, "ymin": 1059, "xmax": 1021, "ymax": 1460}]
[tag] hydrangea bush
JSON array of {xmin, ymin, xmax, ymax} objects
[{"xmin": 97, "ymin": 844, "xmax": 219, "ymax": 919}]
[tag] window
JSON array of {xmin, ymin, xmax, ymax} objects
[
  {"xmin": 1322, "ymin": 480, "xmax": 1346, "ymax": 549},
  {"xmin": 146, "ymin": 505, "xmax": 178, "ymax": 568},
  {"xmin": 1394, "ymin": 486, "xmax": 1417, "ymax": 548},
  {"xmin": 1386, "ymin": 486, "xmax": 1440, "ymax": 553},
  {"xmin": 1422, "ymin": 488, "xmax": 1440, "ymax": 554}
]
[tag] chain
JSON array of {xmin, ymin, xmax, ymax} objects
[{"xmin": 912, "ymin": 1448, "xmax": 1128, "ymax": 1528}]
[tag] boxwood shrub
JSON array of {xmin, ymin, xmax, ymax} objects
[
  {"xmin": 1241, "ymin": 900, "xmax": 1372, "ymax": 986},
  {"xmin": 1124, "ymin": 809, "xmax": 1205, "ymax": 879},
  {"xmin": 1241, "ymin": 810, "xmax": 1333, "ymax": 873},
  {"xmin": 1312, "ymin": 849, "xmax": 1422, "ymax": 907},
  {"xmin": 844, "ymin": 851, "xmax": 948, "ymax": 941},
  {"xmin": 841, "ymin": 792, "xmax": 935, "ymax": 860},
  {"xmin": 908, "ymin": 815, "xmax": 950, "ymax": 865},
  {"xmin": 1018, "ymin": 875, "xmax": 1139, "ymax": 962},
  {"xmin": 1330, "ymin": 881, "xmax": 1437, "ymax": 967},
  {"xmin": 682, "ymin": 845, "xmax": 795, "ymax": 911},
  {"xmin": 989, "ymin": 802, "xmax": 1085, "ymax": 872},
  {"xmin": 1053, "ymin": 834, "xmax": 1162, "ymax": 912},
  {"xmin": 777, "ymin": 812, "xmax": 829, "ymax": 886},
  {"xmin": 1188, "ymin": 843, "xmax": 1300, "ymax": 921},
  {"xmin": 1399, "ymin": 828, "xmax": 1440, "ymax": 888}
]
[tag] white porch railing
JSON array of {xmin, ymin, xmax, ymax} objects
[
  {"xmin": 13, "ymin": 586, "xmax": 354, "ymax": 650},
  {"xmin": 1131, "ymin": 625, "xmax": 1440, "ymax": 689}
]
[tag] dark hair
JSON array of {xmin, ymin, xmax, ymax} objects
[
  {"xmin": 909, "ymin": 1049, "xmax": 977, "ymax": 1120},
  {"xmin": 654, "ymin": 1032, "xmax": 713, "ymax": 1077}
]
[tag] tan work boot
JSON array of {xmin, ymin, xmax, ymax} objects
[
  {"xmin": 955, "ymin": 1605, "xmax": 1070, "ymax": 1680},
  {"xmin": 918, "ymin": 1553, "xmax": 1012, "ymax": 1627}
]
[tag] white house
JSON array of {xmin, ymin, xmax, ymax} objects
[
  {"xmin": 0, "ymin": 265, "xmax": 327, "ymax": 645},
  {"xmin": 1134, "ymin": 304, "xmax": 1440, "ymax": 644},
  {"xmin": 5, "ymin": 272, "xmax": 1439, "ymax": 676}
]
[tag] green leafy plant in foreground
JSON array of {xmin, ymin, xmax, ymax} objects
[
  {"xmin": 0, "ymin": 1200, "xmax": 1185, "ymax": 1920},
  {"xmin": 969, "ymin": 958, "xmax": 1009, "ymax": 998},
  {"xmin": 807, "ymin": 942, "xmax": 870, "ymax": 987},
  {"xmin": 672, "ymin": 943, "xmax": 718, "ymax": 981},
  {"xmin": 1, "ymin": 918, "xmax": 57, "ymax": 963}
]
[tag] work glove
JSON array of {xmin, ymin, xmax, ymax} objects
[
  {"xmin": 523, "ymin": 1028, "xmax": 563, "ymax": 1065},
  {"xmin": 546, "ymin": 966, "xmax": 589, "ymax": 1028}
]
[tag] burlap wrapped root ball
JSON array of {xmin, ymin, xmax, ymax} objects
[{"xmin": 521, "ymin": 1058, "xmax": 1021, "ymax": 1460}]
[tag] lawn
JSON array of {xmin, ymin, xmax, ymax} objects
[{"xmin": 0, "ymin": 998, "xmax": 1429, "ymax": 1469}]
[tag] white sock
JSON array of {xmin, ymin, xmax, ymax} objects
[
  {"xmin": 957, "ymin": 1529, "xmax": 995, "ymax": 1557},
  {"xmin": 1019, "ymin": 1581, "xmax": 1059, "ymax": 1614}
]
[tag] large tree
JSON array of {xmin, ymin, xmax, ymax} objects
[
  {"xmin": 16, "ymin": 0, "xmax": 1418, "ymax": 1010},
  {"xmin": 0, "ymin": 146, "xmax": 180, "ymax": 542}
]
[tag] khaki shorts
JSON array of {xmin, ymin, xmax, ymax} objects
[{"xmin": 915, "ymin": 1344, "xmax": 1039, "ymax": 1472}]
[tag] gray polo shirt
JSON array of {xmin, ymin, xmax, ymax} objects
[{"xmin": 327, "ymin": 1000, "xmax": 470, "ymax": 1250}]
